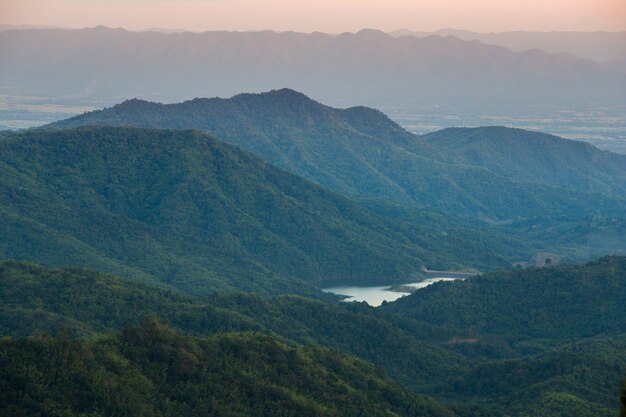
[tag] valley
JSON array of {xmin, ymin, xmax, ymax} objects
[
  {"xmin": 2, "ymin": 257, "xmax": 625, "ymax": 416},
  {"xmin": 0, "ymin": 18, "xmax": 624, "ymax": 416},
  {"xmin": 323, "ymin": 276, "xmax": 461, "ymax": 306}
]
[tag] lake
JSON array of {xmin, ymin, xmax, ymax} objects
[{"xmin": 322, "ymin": 277, "xmax": 460, "ymax": 307}]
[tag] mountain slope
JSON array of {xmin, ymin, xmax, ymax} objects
[
  {"xmin": 0, "ymin": 261, "xmax": 468, "ymax": 390},
  {"xmin": 0, "ymin": 319, "xmax": 455, "ymax": 417},
  {"xmin": 2, "ymin": 260, "xmax": 624, "ymax": 417},
  {"xmin": 0, "ymin": 126, "xmax": 523, "ymax": 296},
  {"xmin": 423, "ymin": 126, "xmax": 626, "ymax": 196},
  {"xmin": 381, "ymin": 256, "xmax": 626, "ymax": 342},
  {"xmin": 45, "ymin": 89, "xmax": 626, "ymax": 227}
]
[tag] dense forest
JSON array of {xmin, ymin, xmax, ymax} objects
[
  {"xmin": 1, "ymin": 259, "xmax": 624, "ymax": 416},
  {"xmin": 1, "ymin": 17, "xmax": 625, "ymax": 417},
  {"xmin": 382, "ymin": 256, "xmax": 626, "ymax": 342},
  {"xmin": 0, "ymin": 319, "xmax": 455, "ymax": 417},
  {"xmin": 0, "ymin": 91, "xmax": 624, "ymax": 417},
  {"xmin": 44, "ymin": 90, "xmax": 626, "ymax": 259},
  {"xmin": 422, "ymin": 126, "xmax": 626, "ymax": 196},
  {"xmin": 1, "ymin": 126, "xmax": 529, "ymax": 298}
]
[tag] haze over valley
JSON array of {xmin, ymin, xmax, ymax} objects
[
  {"xmin": 1, "ymin": 1, "xmax": 625, "ymax": 416},
  {"xmin": 1, "ymin": 26, "xmax": 625, "ymax": 153}
]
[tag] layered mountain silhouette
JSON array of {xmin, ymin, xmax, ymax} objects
[
  {"xmin": 390, "ymin": 29, "xmax": 626, "ymax": 63},
  {"xmin": 0, "ymin": 126, "xmax": 525, "ymax": 297},
  {"xmin": 0, "ymin": 27, "xmax": 623, "ymax": 111},
  {"xmin": 47, "ymin": 89, "xmax": 626, "ymax": 223}
]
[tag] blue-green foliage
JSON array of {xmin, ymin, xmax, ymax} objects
[{"xmin": 0, "ymin": 126, "xmax": 526, "ymax": 296}]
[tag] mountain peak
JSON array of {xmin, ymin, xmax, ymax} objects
[
  {"xmin": 354, "ymin": 28, "xmax": 391, "ymax": 40},
  {"xmin": 266, "ymin": 88, "xmax": 311, "ymax": 99},
  {"xmin": 113, "ymin": 98, "xmax": 160, "ymax": 110},
  {"xmin": 230, "ymin": 88, "xmax": 322, "ymax": 108}
]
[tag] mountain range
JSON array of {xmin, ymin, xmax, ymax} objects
[
  {"xmin": 1, "ymin": 125, "xmax": 531, "ymax": 297},
  {"xmin": 46, "ymin": 89, "xmax": 626, "ymax": 258},
  {"xmin": 0, "ymin": 27, "xmax": 623, "ymax": 113},
  {"xmin": 1, "ymin": 89, "xmax": 624, "ymax": 416},
  {"xmin": 390, "ymin": 29, "xmax": 626, "ymax": 64},
  {"xmin": 2, "ymin": 19, "xmax": 626, "ymax": 417}
]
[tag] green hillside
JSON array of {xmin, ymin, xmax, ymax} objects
[
  {"xmin": 381, "ymin": 256, "xmax": 626, "ymax": 343},
  {"xmin": 0, "ymin": 261, "xmax": 468, "ymax": 390},
  {"xmin": 442, "ymin": 337, "xmax": 626, "ymax": 417},
  {"xmin": 423, "ymin": 126, "xmax": 626, "ymax": 197},
  {"xmin": 1, "ymin": 126, "xmax": 528, "ymax": 296},
  {"xmin": 2, "ymin": 260, "xmax": 624, "ymax": 416},
  {"xmin": 0, "ymin": 319, "xmax": 455, "ymax": 417},
  {"xmin": 382, "ymin": 256, "xmax": 626, "ymax": 415},
  {"xmin": 45, "ymin": 89, "xmax": 626, "ymax": 224}
]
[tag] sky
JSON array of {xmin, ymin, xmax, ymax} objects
[{"xmin": 1, "ymin": 0, "xmax": 625, "ymax": 33}]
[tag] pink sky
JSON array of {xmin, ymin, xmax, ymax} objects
[{"xmin": 1, "ymin": 0, "xmax": 625, "ymax": 32}]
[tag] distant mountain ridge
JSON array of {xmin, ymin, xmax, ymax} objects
[
  {"xmin": 0, "ymin": 26, "xmax": 622, "ymax": 112},
  {"xmin": 390, "ymin": 29, "xmax": 626, "ymax": 63}
]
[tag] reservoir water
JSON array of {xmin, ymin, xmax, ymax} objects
[{"xmin": 322, "ymin": 277, "xmax": 460, "ymax": 307}]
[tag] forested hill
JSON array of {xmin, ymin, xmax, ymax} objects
[
  {"xmin": 2, "ymin": 260, "xmax": 625, "ymax": 417},
  {"xmin": 45, "ymin": 89, "xmax": 454, "ymax": 205},
  {"xmin": 44, "ymin": 89, "xmax": 626, "ymax": 225},
  {"xmin": 0, "ymin": 126, "xmax": 525, "ymax": 297},
  {"xmin": 423, "ymin": 126, "xmax": 626, "ymax": 196},
  {"xmin": 0, "ymin": 260, "xmax": 475, "ymax": 390},
  {"xmin": 0, "ymin": 319, "xmax": 455, "ymax": 417},
  {"xmin": 381, "ymin": 256, "xmax": 626, "ymax": 342}
]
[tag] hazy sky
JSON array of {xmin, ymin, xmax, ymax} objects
[{"xmin": 1, "ymin": 0, "xmax": 625, "ymax": 33}]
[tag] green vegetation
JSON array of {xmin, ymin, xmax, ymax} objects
[
  {"xmin": 0, "ymin": 318, "xmax": 455, "ymax": 417},
  {"xmin": 46, "ymin": 89, "xmax": 626, "ymax": 222},
  {"xmin": 381, "ymin": 256, "xmax": 626, "ymax": 343},
  {"xmin": 382, "ymin": 256, "xmax": 626, "ymax": 416},
  {"xmin": 0, "ymin": 261, "xmax": 468, "ymax": 390},
  {"xmin": 423, "ymin": 126, "xmax": 626, "ymax": 197},
  {"xmin": 3, "ymin": 91, "xmax": 625, "ymax": 417},
  {"xmin": 1, "ymin": 260, "xmax": 624, "ymax": 416},
  {"xmin": 441, "ymin": 337, "xmax": 626, "ymax": 415},
  {"xmin": 1, "ymin": 126, "xmax": 526, "ymax": 297},
  {"xmin": 621, "ymin": 377, "xmax": 626, "ymax": 417}
]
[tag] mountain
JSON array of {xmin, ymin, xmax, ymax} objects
[
  {"xmin": 2, "ymin": 260, "xmax": 624, "ymax": 417},
  {"xmin": 423, "ymin": 126, "xmax": 626, "ymax": 196},
  {"xmin": 0, "ymin": 126, "xmax": 527, "ymax": 296},
  {"xmin": 46, "ymin": 89, "xmax": 626, "ymax": 236},
  {"xmin": 381, "ymin": 256, "xmax": 626, "ymax": 342},
  {"xmin": 0, "ymin": 260, "xmax": 469, "ymax": 391},
  {"xmin": 0, "ymin": 319, "xmax": 455, "ymax": 417},
  {"xmin": 381, "ymin": 255, "xmax": 626, "ymax": 416},
  {"xmin": 0, "ymin": 27, "xmax": 622, "ymax": 112},
  {"xmin": 390, "ymin": 29, "xmax": 626, "ymax": 63}
]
